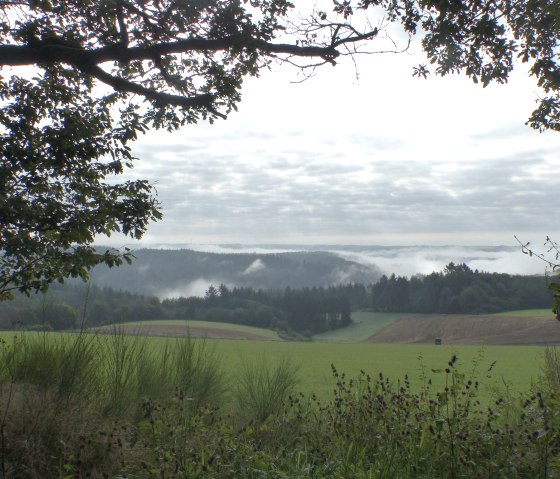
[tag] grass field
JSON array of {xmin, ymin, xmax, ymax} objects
[
  {"xmin": 313, "ymin": 311, "xmax": 409, "ymax": 342},
  {"xmin": 7, "ymin": 308, "xmax": 551, "ymax": 404},
  {"xmin": 144, "ymin": 336, "xmax": 546, "ymax": 400},
  {"xmin": 95, "ymin": 319, "xmax": 281, "ymax": 340},
  {"xmin": 493, "ymin": 308, "xmax": 554, "ymax": 317},
  {"xmin": 1, "ymin": 330, "xmax": 546, "ymax": 400},
  {"xmin": 86, "ymin": 308, "xmax": 556, "ymax": 399}
]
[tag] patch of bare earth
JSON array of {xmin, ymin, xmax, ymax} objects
[
  {"xmin": 365, "ymin": 314, "xmax": 560, "ymax": 345},
  {"xmin": 92, "ymin": 324, "xmax": 276, "ymax": 340}
]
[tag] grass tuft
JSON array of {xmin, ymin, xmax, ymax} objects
[{"xmin": 234, "ymin": 355, "xmax": 299, "ymax": 422}]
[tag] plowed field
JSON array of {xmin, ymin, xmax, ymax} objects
[{"xmin": 366, "ymin": 313, "xmax": 560, "ymax": 345}]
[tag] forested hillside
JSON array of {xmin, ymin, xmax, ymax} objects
[
  {"xmin": 371, "ymin": 263, "xmax": 552, "ymax": 314},
  {"xmin": 88, "ymin": 248, "xmax": 382, "ymax": 296},
  {"xmin": 162, "ymin": 283, "xmax": 370, "ymax": 338}
]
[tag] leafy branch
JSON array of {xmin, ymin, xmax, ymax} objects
[{"xmin": 515, "ymin": 235, "xmax": 560, "ymax": 319}]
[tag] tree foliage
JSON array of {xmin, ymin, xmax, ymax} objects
[
  {"xmin": 0, "ymin": 0, "xmax": 558, "ymax": 298},
  {"xmin": 362, "ymin": 0, "xmax": 560, "ymax": 131},
  {"xmin": 517, "ymin": 236, "xmax": 560, "ymax": 319},
  {"xmin": 371, "ymin": 262, "xmax": 552, "ymax": 314}
]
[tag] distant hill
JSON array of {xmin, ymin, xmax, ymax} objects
[{"xmin": 88, "ymin": 249, "xmax": 383, "ymax": 298}]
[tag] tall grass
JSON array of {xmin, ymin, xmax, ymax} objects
[
  {"xmin": 0, "ymin": 330, "xmax": 227, "ymax": 477},
  {"xmin": 0, "ymin": 333, "xmax": 99, "ymax": 406},
  {"xmin": 100, "ymin": 327, "xmax": 149, "ymax": 414},
  {"xmin": 234, "ymin": 355, "xmax": 299, "ymax": 422},
  {"xmin": 173, "ymin": 336, "xmax": 226, "ymax": 409},
  {"xmin": 0, "ymin": 330, "xmax": 227, "ymax": 415},
  {"xmin": 542, "ymin": 346, "xmax": 560, "ymax": 392}
]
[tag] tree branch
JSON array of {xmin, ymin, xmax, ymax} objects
[
  {"xmin": 116, "ymin": 0, "xmax": 129, "ymax": 48},
  {"xmin": 514, "ymin": 235, "xmax": 560, "ymax": 271},
  {"xmin": 331, "ymin": 28, "xmax": 379, "ymax": 48},
  {"xmin": 77, "ymin": 63, "xmax": 225, "ymax": 117},
  {"xmin": 0, "ymin": 36, "xmax": 341, "ymax": 67}
]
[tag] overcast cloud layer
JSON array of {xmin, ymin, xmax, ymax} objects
[{"xmin": 100, "ymin": 31, "xmax": 559, "ymax": 253}]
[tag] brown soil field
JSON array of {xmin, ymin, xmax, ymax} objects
[
  {"xmin": 365, "ymin": 314, "xmax": 560, "ymax": 345},
  {"xmin": 93, "ymin": 324, "xmax": 275, "ymax": 341}
]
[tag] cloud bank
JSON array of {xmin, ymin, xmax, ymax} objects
[{"xmin": 99, "ymin": 46, "xmax": 559, "ymax": 247}]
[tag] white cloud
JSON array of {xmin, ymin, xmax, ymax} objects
[{"xmin": 95, "ymin": 36, "xmax": 560, "ymax": 248}]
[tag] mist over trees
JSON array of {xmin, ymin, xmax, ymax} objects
[
  {"xmin": 87, "ymin": 248, "xmax": 382, "ymax": 295},
  {"xmin": 0, "ymin": 262, "xmax": 551, "ymax": 337}
]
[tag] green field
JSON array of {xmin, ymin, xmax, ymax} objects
[
  {"xmin": 7, "ymin": 306, "xmax": 553, "ymax": 402},
  {"xmin": 145, "ymin": 337, "xmax": 545, "ymax": 399},
  {"xmin": 313, "ymin": 311, "xmax": 409, "ymax": 342},
  {"xmin": 92, "ymin": 308, "xmax": 555, "ymax": 399},
  {"xmin": 493, "ymin": 308, "xmax": 554, "ymax": 317},
  {"xmin": 104, "ymin": 319, "xmax": 281, "ymax": 340},
  {"xmin": 1, "ymin": 330, "xmax": 546, "ymax": 400}
]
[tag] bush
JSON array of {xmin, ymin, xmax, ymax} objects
[
  {"xmin": 0, "ymin": 384, "xmax": 123, "ymax": 478},
  {"xmin": 172, "ymin": 336, "xmax": 226, "ymax": 410}
]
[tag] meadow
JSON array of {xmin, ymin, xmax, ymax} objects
[
  {"xmin": 95, "ymin": 319, "xmax": 281, "ymax": 340},
  {"xmin": 199, "ymin": 339, "xmax": 544, "ymax": 399},
  {"xmin": 312, "ymin": 311, "xmax": 410, "ymax": 342},
  {"xmin": 493, "ymin": 308, "xmax": 554, "ymax": 317},
  {"xmin": 3, "ymin": 328, "xmax": 545, "ymax": 400},
  {"xmin": 84, "ymin": 309, "xmax": 552, "ymax": 400},
  {"xmin": 1, "ymin": 325, "xmax": 559, "ymax": 477}
]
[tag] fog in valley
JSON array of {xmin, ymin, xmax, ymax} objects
[
  {"xmin": 177, "ymin": 243, "xmax": 544, "ymax": 277},
  {"xmin": 87, "ymin": 243, "xmax": 550, "ymax": 299}
]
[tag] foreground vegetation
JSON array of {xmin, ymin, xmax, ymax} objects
[{"xmin": 1, "ymin": 331, "xmax": 559, "ymax": 478}]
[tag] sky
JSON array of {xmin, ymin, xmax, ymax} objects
[{"xmin": 103, "ymin": 7, "xmax": 559, "ymax": 253}]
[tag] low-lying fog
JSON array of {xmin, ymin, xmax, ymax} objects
[{"xmin": 150, "ymin": 243, "xmax": 550, "ymax": 277}]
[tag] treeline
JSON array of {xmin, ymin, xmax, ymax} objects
[
  {"xmin": 371, "ymin": 262, "xmax": 552, "ymax": 314},
  {"xmin": 0, "ymin": 283, "xmax": 164, "ymax": 331},
  {"xmin": 0, "ymin": 282, "xmax": 370, "ymax": 337},
  {"xmin": 161, "ymin": 283, "xmax": 370, "ymax": 338},
  {"xmin": 0, "ymin": 263, "xmax": 554, "ymax": 335}
]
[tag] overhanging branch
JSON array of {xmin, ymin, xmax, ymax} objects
[
  {"xmin": 0, "ymin": 36, "xmax": 341, "ymax": 67},
  {"xmin": 78, "ymin": 63, "xmax": 225, "ymax": 117}
]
